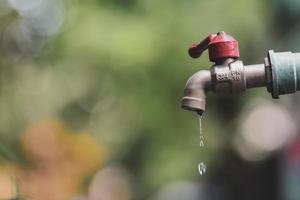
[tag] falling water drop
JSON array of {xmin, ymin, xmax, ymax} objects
[
  {"xmin": 199, "ymin": 140, "xmax": 204, "ymax": 147},
  {"xmin": 198, "ymin": 115, "xmax": 206, "ymax": 176},
  {"xmin": 198, "ymin": 162, "xmax": 206, "ymax": 175},
  {"xmin": 199, "ymin": 115, "xmax": 204, "ymax": 147}
]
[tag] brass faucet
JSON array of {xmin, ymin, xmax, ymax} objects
[{"xmin": 182, "ymin": 32, "xmax": 300, "ymax": 115}]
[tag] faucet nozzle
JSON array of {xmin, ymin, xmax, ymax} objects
[{"xmin": 181, "ymin": 70, "xmax": 212, "ymax": 115}]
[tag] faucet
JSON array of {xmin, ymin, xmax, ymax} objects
[{"xmin": 181, "ymin": 31, "xmax": 300, "ymax": 115}]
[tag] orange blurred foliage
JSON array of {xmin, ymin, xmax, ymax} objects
[{"xmin": 0, "ymin": 119, "xmax": 106, "ymax": 200}]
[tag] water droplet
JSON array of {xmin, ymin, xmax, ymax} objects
[
  {"xmin": 198, "ymin": 162, "xmax": 206, "ymax": 175},
  {"xmin": 199, "ymin": 140, "xmax": 204, "ymax": 147},
  {"xmin": 197, "ymin": 116, "xmax": 206, "ymax": 176},
  {"xmin": 198, "ymin": 115, "xmax": 204, "ymax": 147}
]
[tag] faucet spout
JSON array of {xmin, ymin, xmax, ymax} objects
[{"xmin": 181, "ymin": 70, "xmax": 212, "ymax": 115}]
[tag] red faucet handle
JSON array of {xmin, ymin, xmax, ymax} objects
[
  {"xmin": 188, "ymin": 34, "xmax": 216, "ymax": 59},
  {"xmin": 188, "ymin": 32, "xmax": 240, "ymax": 62}
]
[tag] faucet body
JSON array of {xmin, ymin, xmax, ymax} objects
[{"xmin": 182, "ymin": 32, "xmax": 300, "ymax": 115}]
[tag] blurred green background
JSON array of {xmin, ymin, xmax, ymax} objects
[{"xmin": 0, "ymin": 0, "xmax": 299, "ymax": 199}]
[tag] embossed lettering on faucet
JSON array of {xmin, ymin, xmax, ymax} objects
[
  {"xmin": 229, "ymin": 60, "xmax": 246, "ymax": 93},
  {"xmin": 231, "ymin": 70, "xmax": 242, "ymax": 81},
  {"xmin": 229, "ymin": 61, "xmax": 244, "ymax": 82},
  {"xmin": 217, "ymin": 72, "xmax": 230, "ymax": 81}
]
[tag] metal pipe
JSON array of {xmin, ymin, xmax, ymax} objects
[
  {"xmin": 245, "ymin": 64, "xmax": 266, "ymax": 88},
  {"xmin": 181, "ymin": 70, "xmax": 212, "ymax": 115},
  {"xmin": 268, "ymin": 50, "xmax": 300, "ymax": 98}
]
